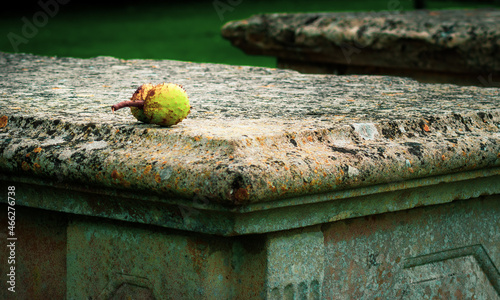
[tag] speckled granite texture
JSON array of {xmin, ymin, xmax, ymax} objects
[
  {"xmin": 0, "ymin": 52, "xmax": 499, "ymax": 207},
  {"xmin": 221, "ymin": 9, "xmax": 500, "ymax": 78}
]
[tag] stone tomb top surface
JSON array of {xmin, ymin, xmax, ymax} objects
[
  {"xmin": 221, "ymin": 9, "xmax": 500, "ymax": 74},
  {"xmin": 0, "ymin": 52, "xmax": 499, "ymax": 210}
]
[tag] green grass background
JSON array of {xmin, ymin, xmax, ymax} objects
[{"xmin": 1, "ymin": 0, "xmax": 499, "ymax": 68}]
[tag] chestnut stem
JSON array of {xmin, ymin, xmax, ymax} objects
[{"xmin": 111, "ymin": 100, "xmax": 144, "ymax": 112}]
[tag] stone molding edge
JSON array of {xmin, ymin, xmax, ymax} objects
[{"xmin": 1, "ymin": 167, "xmax": 498, "ymax": 236}]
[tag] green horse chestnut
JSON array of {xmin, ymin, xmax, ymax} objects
[{"xmin": 112, "ymin": 83, "xmax": 191, "ymax": 126}]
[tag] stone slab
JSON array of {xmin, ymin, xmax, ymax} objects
[
  {"xmin": 221, "ymin": 9, "xmax": 500, "ymax": 85},
  {"xmin": 0, "ymin": 52, "xmax": 499, "ymax": 235},
  {"xmin": 0, "ymin": 52, "xmax": 499, "ymax": 298}
]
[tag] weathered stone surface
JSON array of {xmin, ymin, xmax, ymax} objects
[
  {"xmin": 258, "ymin": 195, "xmax": 500, "ymax": 299},
  {"xmin": 1, "ymin": 52, "xmax": 499, "ymax": 235},
  {"xmin": 0, "ymin": 204, "xmax": 67, "ymax": 300},
  {"xmin": 66, "ymin": 217, "xmax": 266, "ymax": 299},
  {"xmin": 0, "ymin": 52, "xmax": 499, "ymax": 299},
  {"xmin": 221, "ymin": 9, "xmax": 500, "ymax": 85},
  {"xmin": 1, "ymin": 52, "xmax": 498, "ymax": 205},
  {"xmin": 323, "ymin": 195, "xmax": 500, "ymax": 299},
  {"xmin": 321, "ymin": 194, "xmax": 500, "ymax": 299}
]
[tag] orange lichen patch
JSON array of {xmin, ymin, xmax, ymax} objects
[
  {"xmin": 21, "ymin": 161, "xmax": 30, "ymax": 171},
  {"xmin": 132, "ymin": 168, "xmax": 137, "ymax": 173},
  {"xmin": 0, "ymin": 115, "xmax": 8, "ymax": 128},
  {"xmin": 111, "ymin": 170, "xmax": 123, "ymax": 180},
  {"xmin": 233, "ymin": 186, "xmax": 250, "ymax": 203},
  {"xmin": 307, "ymin": 136, "xmax": 313, "ymax": 142},
  {"xmin": 26, "ymin": 153, "xmax": 31, "ymax": 158},
  {"xmin": 441, "ymin": 155, "xmax": 446, "ymax": 160},
  {"xmin": 267, "ymin": 181, "xmax": 277, "ymax": 192},
  {"xmin": 194, "ymin": 136, "xmax": 201, "ymax": 142},
  {"xmin": 33, "ymin": 147, "xmax": 42, "ymax": 153},
  {"xmin": 33, "ymin": 163, "xmax": 41, "ymax": 170},
  {"xmin": 155, "ymin": 173, "xmax": 161, "ymax": 183},
  {"xmin": 423, "ymin": 124, "xmax": 430, "ymax": 132},
  {"xmin": 143, "ymin": 165, "xmax": 152, "ymax": 175}
]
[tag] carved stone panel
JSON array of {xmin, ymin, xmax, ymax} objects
[{"xmin": 321, "ymin": 195, "xmax": 499, "ymax": 299}]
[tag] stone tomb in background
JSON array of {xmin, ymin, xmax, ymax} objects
[{"xmin": 222, "ymin": 9, "xmax": 500, "ymax": 87}]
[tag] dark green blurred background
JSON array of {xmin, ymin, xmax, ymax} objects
[{"xmin": 1, "ymin": 0, "xmax": 499, "ymax": 68}]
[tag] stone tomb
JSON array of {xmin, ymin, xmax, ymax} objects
[
  {"xmin": 0, "ymin": 52, "xmax": 499, "ymax": 299},
  {"xmin": 222, "ymin": 9, "xmax": 500, "ymax": 87}
]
